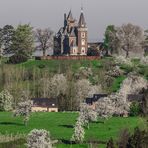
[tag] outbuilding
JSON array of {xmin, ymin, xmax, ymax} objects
[{"xmin": 31, "ymin": 98, "xmax": 58, "ymax": 112}]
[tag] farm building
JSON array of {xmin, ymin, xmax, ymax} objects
[{"xmin": 31, "ymin": 98, "xmax": 58, "ymax": 112}]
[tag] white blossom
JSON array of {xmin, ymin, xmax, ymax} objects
[
  {"xmin": 71, "ymin": 120, "xmax": 85, "ymax": 143},
  {"xmin": 14, "ymin": 100, "xmax": 33, "ymax": 126},
  {"xmin": 0, "ymin": 89, "xmax": 13, "ymax": 111},
  {"xmin": 26, "ymin": 129, "xmax": 55, "ymax": 148},
  {"xmin": 96, "ymin": 74, "xmax": 148, "ymax": 117},
  {"xmin": 79, "ymin": 103, "xmax": 98, "ymax": 127},
  {"xmin": 114, "ymin": 55, "xmax": 132, "ymax": 66},
  {"xmin": 116, "ymin": 23, "xmax": 145, "ymax": 58},
  {"xmin": 140, "ymin": 56, "xmax": 148, "ymax": 65},
  {"xmin": 49, "ymin": 74, "xmax": 68, "ymax": 97}
]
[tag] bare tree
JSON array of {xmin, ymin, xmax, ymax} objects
[
  {"xmin": 34, "ymin": 28, "xmax": 54, "ymax": 56},
  {"xmin": 116, "ymin": 23, "xmax": 144, "ymax": 58}
]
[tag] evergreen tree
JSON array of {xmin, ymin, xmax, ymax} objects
[{"xmin": 11, "ymin": 24, "xmax": 34, "ymax": 57}]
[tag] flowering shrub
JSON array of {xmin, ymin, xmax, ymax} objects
[
  {"xmin": 26, "ymin": 129, "xmax": 55, "ymax": 148},
  {"xmin": 71, "ymin": 120, "xmax": 85, "ymax": 143},
  {"xmin": 114, "ymin": 55, "xmax": 132, "ymax": 66},
  {"xmin": 140, "ymin": 56, "xmax": 148, "ymax": 65},
  {"xmin": 96, "ymin": 74, "xmax": 148, "ymax": 117},
  {"xmin": 14, "ymin": 100, "xmax": 33, "ymax": 126},
  {"xmin": 0, "ymin": 89, "xmax": 13, "ymax": 111}
]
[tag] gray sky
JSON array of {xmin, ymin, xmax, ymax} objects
[{"xmin": 0, "ymin": 0, "xmax": 148, "ymax": 41}]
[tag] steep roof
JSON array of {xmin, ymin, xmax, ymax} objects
[
  {"xmin": 67, "ymin": 10, "xmax": 73, "ymax": 21},
  {"xmin": 31, "ymin": 98, "xmax": 58, "ymax": 108},
  {"xmin": 78, "ymin": 9, "xmax": 86, "ymax": 27}
]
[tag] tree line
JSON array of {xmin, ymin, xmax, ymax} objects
[
  {"xmin": 0, "ymin": 23, "xmax": 148, "ymax": 63},
  {"xmin": 103, "ymin": 23, "xmax": 148, "ymax": 57},
  {"xmin": 0, "ymin": 24, "xmax": 53, "ymax": 63}
]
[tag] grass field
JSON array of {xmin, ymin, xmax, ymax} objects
[{"xmin": 0, "ymin": 112, "xmax": 145, "ymax": 148}]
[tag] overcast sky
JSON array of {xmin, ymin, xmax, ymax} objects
[{"xmin": 0, "ymin": 0, "xmax": 148, "ymax": 41}]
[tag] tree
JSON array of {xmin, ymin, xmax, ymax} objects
[
  {"xmin": 2, "ymin": 25, "xmax": 15, "ymax": 53},
  {"xmin": 127, "ymin": 127, "xmax": 148, "ymax": 148},
  {"xmin": 26, "ymin": 129, "xmax": 56, "ymax": 148},
  {"xmin": 95, "ymin": 97, "xmax": 115, "ymax": 119},
  {"xmin": 11, "ymin": 24, "xmax": 34, "ymax": 57},
  {"xmin": 34, "ymin": 28, "xmax": 53, "ymax": 56},
  {"xmin": 96, "ymin": 74, "xmax": 148, "ymax": 117},
  {"xmin": 74, "ymin": 79, "xmax": 91, "ymax": 107},
  {"xmin": 0, "ymin": 89, "xmax": 13, "ymax": 111},
  {"xmin": 71, "ymin": 120, "xmax": 85, "ymax": 143},
  {"xmin": 87, "ymin": 48, "xmax": 100, "ymax": 56},
  {"xmin": 14, "ymin": 100, "xmax": 32, "ymax": 126},
  {"xmin": 79, "ymin": 103, "xmax": 98, "ymax": 128},
  {"xmin": 103, "ymin": 25, "xmax": 118, "ymax": 55},
  {"xmin": 116, "ymin": 23, "xmax": 144, "ymax": 58},
  {"xmin": 48, "ymin": 74, "xmax": 68, "ymax": 97}
]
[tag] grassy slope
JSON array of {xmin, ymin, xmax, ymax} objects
[
  {"xmin": 19, "ymin": 58, "xmax": 125, "ymax": 92},
  {"xmin": 0, "ymin": 112, "xmax": 144, "ymax": 148}
]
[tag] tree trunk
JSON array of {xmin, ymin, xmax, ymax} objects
[
  {"xmin": 43, "ymin": 49, "xmax": 46, "ymax": 57},
  {"xmin": 126, "ymin": 50, "xmax": 129, "ymax": 58}
]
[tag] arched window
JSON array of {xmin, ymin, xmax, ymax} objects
[{"xmin": 81, "ymin": 39, "xmax": 85, "ymax": 45}]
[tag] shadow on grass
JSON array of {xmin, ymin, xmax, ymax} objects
[
  {"xmin": 93, "ymin": 121, "xmax": 105, "ymax": 124},
  {"xmin": 0, "ymin": 122, "xmax": 24, "ymax": 126},
  {"xmin": 59, "ymin": 139, "xmax": 107, "ymax": 145},
  {"xmin": 59, "ymin": 139, "xmax": 73, "ymax": 144},
  {"xmin": 59, "ymin": 124, "xmax": 74, "ymax": 128}
]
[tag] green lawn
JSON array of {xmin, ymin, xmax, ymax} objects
[{"xmin": 0, "ymin": 112, "xmax": 145, "ymax": 148}]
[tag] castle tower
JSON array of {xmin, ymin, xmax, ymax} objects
[
  {"xmin": 67, "ymin": 10, "xmax": 76, "ymax": 32},
  {"xmin": 78, "ymin": 8, "xmax": 88, "ymax": 55}
]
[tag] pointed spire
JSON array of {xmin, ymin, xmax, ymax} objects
[
  {"xmin": 67, "ymin": 10, "xmax": 73, "ymax": 21},
  {"xmin": 78, "ymin": 7, "xmax": 86, "ymax": 28},
  {"xmin": 81, "ymin": 4, "xmax": 83, "ymax": 13}
]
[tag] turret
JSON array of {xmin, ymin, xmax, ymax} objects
[
  {"xmin": 78, "ymin": 7, "xmax": 86, "ymax": 28},
  {"xmin": 77, "ymin": 7, "xmax": 88, "ymax": 55}
]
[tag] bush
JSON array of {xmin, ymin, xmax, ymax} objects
[
  {"xmin": 26, "ymin": 129, "xmax": 55, "ymax": 148},
  {"xmin": 129, "ymin": 102, "xmax": 141, "ymax": 116},
  {"xmin": 87, "ymin": 48, "xmax": 100, "ymax": 56},
  {"xmin": 120, "ymin": 64, "xmax": 133, "ymax": 74},
  {"xmin": 8, "ymin": 53, "xmax": 28, "ymax": 64}
]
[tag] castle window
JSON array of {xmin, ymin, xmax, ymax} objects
[
  {"xmin": 81, "ymin": 39, "xmax": 85, "ymax": 45},
  {"xmin": 81, "ymin": 32, "xmax": 85, "ymax": 38},
  {"xmin": 81, "ymin": 47, "xmax": 85, "ymax": 53}
]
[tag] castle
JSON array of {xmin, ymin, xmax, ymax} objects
[{"xmin": 54, "ymin": 8, "xmax": 88, "ymax": 56}]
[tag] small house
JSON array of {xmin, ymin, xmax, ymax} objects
[
  {"xmin": 31, "ymin": 98, "xmax": 58, "ymax": 112},
  {"xmin": 85, "ymin": 94, "xmax": 108, "ymax": 109}
]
